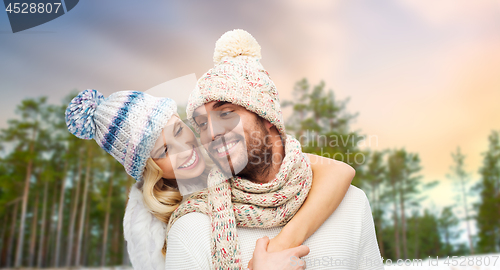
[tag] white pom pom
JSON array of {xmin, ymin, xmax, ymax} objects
[
  {"xmin": 213, "ymin": 29, "xmax": 261, "ymax": 64},
  {"xmin": 65, "ymin": 89, "xmax": 104, "ymax": 140}
]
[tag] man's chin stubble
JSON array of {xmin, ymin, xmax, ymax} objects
[
  {"xmin": 237, "ymin": 122, "xmax": 273, "ymax": 182},
  {"xmin": 236, "ymin": 149, "xmax": 272, "ymax": 182},
  {"xmin": 208, "ymin": 149, "xmax": 270, "ymax": 181}
]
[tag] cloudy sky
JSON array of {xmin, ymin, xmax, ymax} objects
[{"xmin": 1, "ymin": 0, "xmax": 500, "ymax": 235}]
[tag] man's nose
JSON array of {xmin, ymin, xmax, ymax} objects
[{"xmin": 209, "ymin": 114, "xmax": 226, "ymax": 141}]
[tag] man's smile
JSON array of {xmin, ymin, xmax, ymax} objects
[{"xmin": 212, "ymin": 140, "xmax": 240, "ymax": 157}]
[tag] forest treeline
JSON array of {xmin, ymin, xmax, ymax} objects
[
  {"xmin": 0, "ymin": 80, "xmax": 499, "ymax": 267},
  {"xmin": 0, "ymin": 94, "xmax": 132, "ymax": 268},
  {"xmin": 283, "ymin": 79, "xmax": 499, "ymax": 259}
]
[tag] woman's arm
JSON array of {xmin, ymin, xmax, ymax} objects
[{"xmin": 267, "ymin": 154, "xmax": 355, "ymax": 252}]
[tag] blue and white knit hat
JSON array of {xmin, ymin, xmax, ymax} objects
[{"xmin": 65, "ymin": 89, "xmax": 177, "ymax": 181}]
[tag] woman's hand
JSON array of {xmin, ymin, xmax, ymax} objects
[
  {"xmin": 248, "ymin": 236, "xmax": 309, "ymax": 270},
  {"xmin": 247, "ymin": 235, "xmax": 294, "ymax": 269}
]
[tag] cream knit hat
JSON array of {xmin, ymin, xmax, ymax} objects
[{"xmin": 186, "ymin": 29, "xmax": 285, "ymax": 136}]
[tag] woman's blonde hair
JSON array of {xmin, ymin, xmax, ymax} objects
[
  {"xmin": 140, "ymin": 158, "xmax": 183, "ymax": 224},
  {"xmin": 139, "ymin": 149, "xmax": 213, "ymax": 255},
  {"xmin": 139, "ymin": 158, "xmax": 182, "ymax": 256}
]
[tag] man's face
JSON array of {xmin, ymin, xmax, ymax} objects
[{"xmin": 192, "ymin": 101, "xmax": 273, "ymax": 180}]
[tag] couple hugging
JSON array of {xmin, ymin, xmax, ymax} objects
[{"xmin": 65, "ymin": 29, "xmax": 383, "ymax": 270}]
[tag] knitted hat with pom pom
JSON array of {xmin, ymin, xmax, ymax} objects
[
  {"xmin": 186, "ymin": 29, "xmax": 285, "ymax": 136},
  {"xmin": 65, "ymin": 89, "xmax": 177, "ymax": 181}
]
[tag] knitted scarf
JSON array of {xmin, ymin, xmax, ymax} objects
[{"xmin": 166, "ymin": 135, "xmax": 312, "ymax": 270}]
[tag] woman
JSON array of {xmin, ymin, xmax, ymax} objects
[{"xmin": 65, "ymin": 89, "xmax": 354, "ymax": 269}]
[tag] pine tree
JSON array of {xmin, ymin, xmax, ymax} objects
[
  {"xmin": 387, "ymin": 149, "xmax": 432, "ymax": 259},
  {"xmin": 65, "ymin": 146, "xmax": 84, "ymax": 266},
  {"xmin": 0, "ymin": 97, "xmax": 50, "ymax": 267},
  {"xmin": 387, "ymin": 150, "xmax": 403, "ymax": 259},
  {"xmin": 101, "ymin": 159, "xmax": 116, "ymax": 266},
  {"xmin": 36, "ymin": 181, "xmax": 48, "ymax": 267},
  {"xmin": 406, "ymin": 209, "xmax": 442, "ymax": 258},
  {"xmin": 476, "ymin": 130, "xmax": 500, "ymax": 253},
  {"xmin": 447, "ymin": 147, "xmax": 474, "ymax": 254},
  {"xmin": 282, "ymin": 79, "xmax": 363, "ymax": 184},
  {"xmin": 75, "ymin": 144, "xmax": 94, "ymax": 266},
  {"xmin": 438, "ymin": 206, "xmax": 460, "ymax": 255}
]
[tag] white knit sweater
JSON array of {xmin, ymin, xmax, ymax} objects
[
  {"xmin": 165, "ymin": 185, "xmax": 384, "ymax": 270},
  {"xmin": 124, "ymin": 184, "xmax": 167, "ymax": 270}
]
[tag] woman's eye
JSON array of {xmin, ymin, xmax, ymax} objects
[{"xmin": 175, "ymin": 126, "xmax": 183, "ymax": 136}]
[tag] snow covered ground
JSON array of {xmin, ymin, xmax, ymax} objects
[
  {"xmin": 0, "ymin": 266, "xmax": 134, "ymax": 270},
  {"xmin": 3, "ymin": 254, "xmax": 499, "ymax": 269}
]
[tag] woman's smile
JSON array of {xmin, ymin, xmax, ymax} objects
[
  {"xmin": 151, "ymin": 116, "xmax": 207, "ymax": 180},
  {"xmin": 177, "ymin": 146, "xmax": 199, "ymax": 170}
]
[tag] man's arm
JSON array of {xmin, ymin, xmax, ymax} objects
[
  {"xmin": 165, "ymin": 213, "xmax": 211, "ymax": 269},
  {"xmin": 357, "ymin": 193, "xmax": 384, "ymax": 270},
  {"xmin": 165, "ymin": 232, "xmax": 211, "ymax": 269},
  {"xmin": 267, "ymin": 154, "xmax": 355, "ymax": 251}
]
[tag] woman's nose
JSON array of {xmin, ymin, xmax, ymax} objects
[{"xmin": 171, "ymin": 139, "xmax": 193, "ymax": 158}]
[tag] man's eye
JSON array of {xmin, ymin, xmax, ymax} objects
[
  {"xmin": 220, "ymin": 111, "xmax": 234, "ymax": 117},
  {"xmin": 198, "ymin": 121, "xmax": 208, "ymax": 130},
  {"xmin": 194, "ymin": 116, "xmax": 208, "ymax": 129}
]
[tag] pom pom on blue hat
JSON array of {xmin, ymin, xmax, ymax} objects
[{"xmin": 65, "ymin": 89, "xmax": 105, "ymax": 140}]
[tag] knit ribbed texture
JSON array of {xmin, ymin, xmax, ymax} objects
[
  {"xmin": 124, "ymin": 183, "xmax": 166, "ymax": 270},
  {"xmin": 66, "ymin": 89, "xmax": 177, "ymax": 181},
  {"xmin": 186, "ymin": 29, "xmax": 285, "ymax": 136},
  {"xmin": 166, "ymin": 186, "xmax": 384, "ymax": 270},
  {"xmin": 166, "ymin": 135, "xmax": 312, "ymax": 270}
]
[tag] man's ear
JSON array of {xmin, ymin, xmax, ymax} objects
[
  {"xmin": 262, "ymin": 119, "xmax": 280, "ymax": 136},
  {"xmin": 263, "ymin": 119, "xmax": 273, "ymax": 131}
]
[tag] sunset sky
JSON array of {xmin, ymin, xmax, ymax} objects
[{"xmin": 1, "ymin": 0, "xmax": 500, "ymax": 239}]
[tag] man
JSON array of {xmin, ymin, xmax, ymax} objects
[{"xmin": 165, "ymin": 29, "xmax": 383, "ymax": 270}]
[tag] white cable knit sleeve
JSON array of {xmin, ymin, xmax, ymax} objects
[
  {"xmin": 123, "ymin": 183, "xmax": 167, "ymax": 270},
  {"xmin": 165, "ymin": 212, "xmax": 212, "ymax": 270},
  {"xmin": 357, "ymin": 191, "xmax": 384, "ymax": 270}
]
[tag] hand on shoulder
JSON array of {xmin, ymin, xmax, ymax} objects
[{"xmin": 248, "ymin": 236, "xmax": 309, "ymax": 270}]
